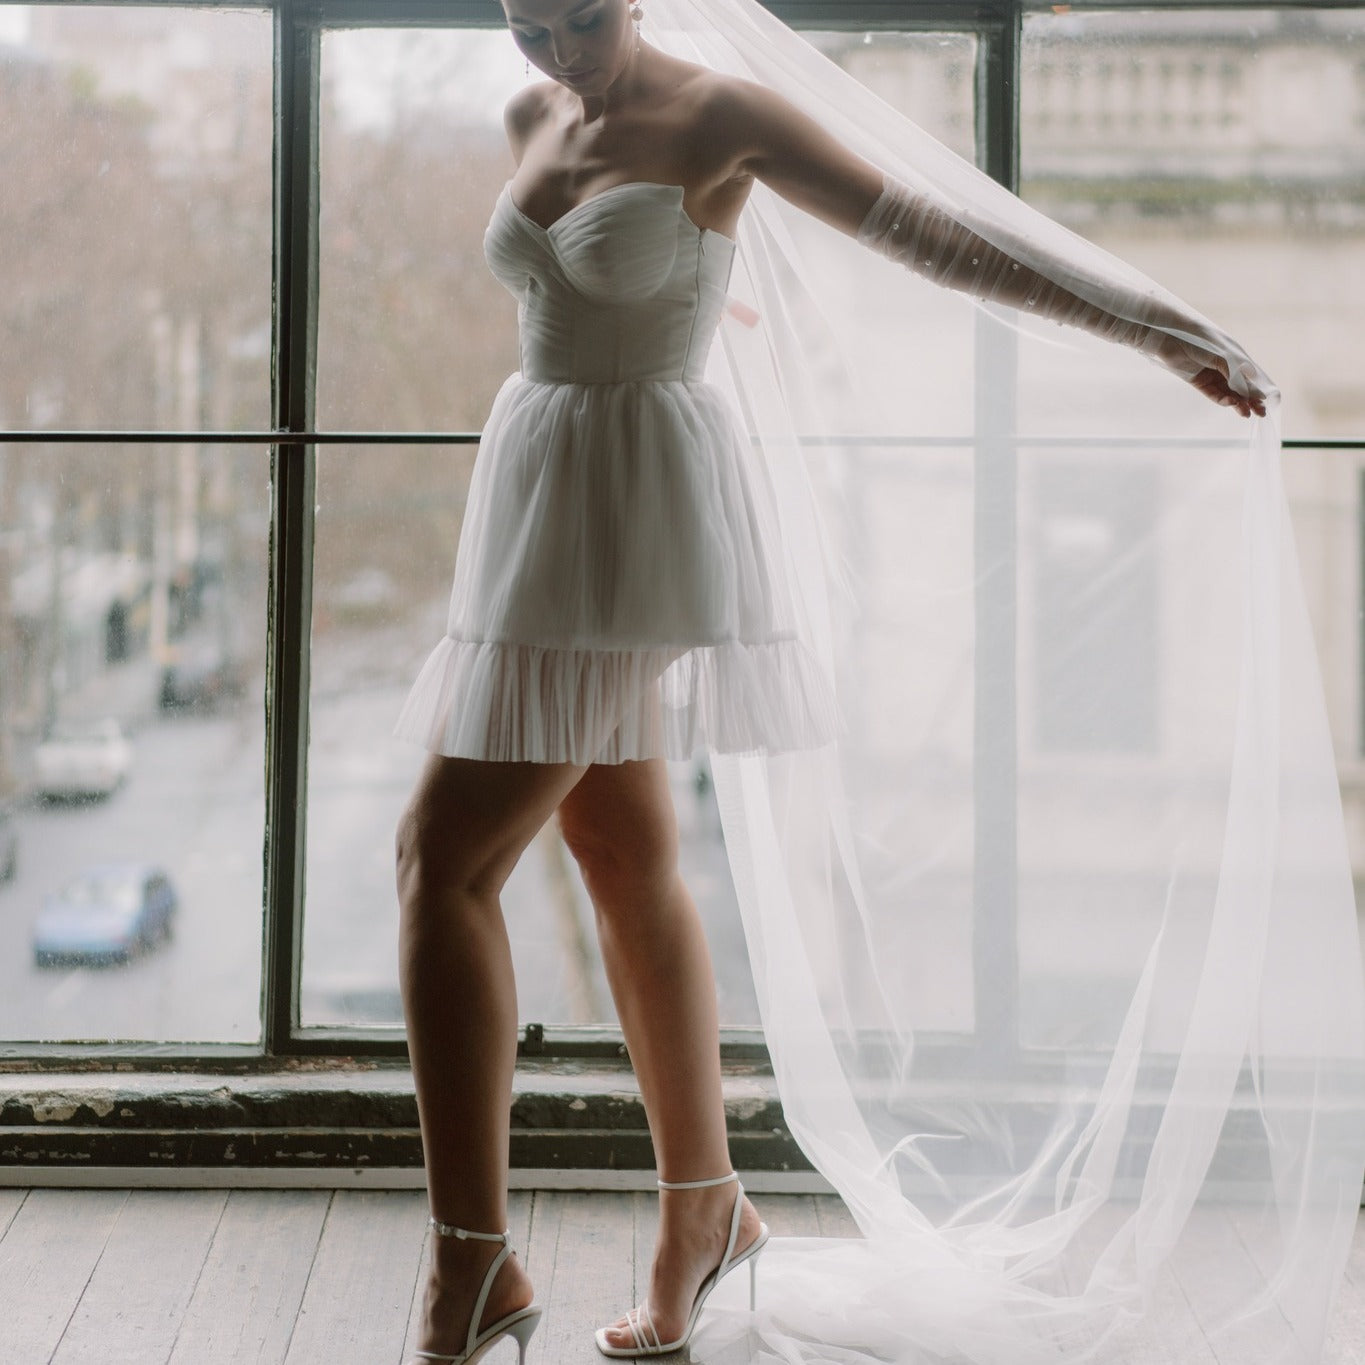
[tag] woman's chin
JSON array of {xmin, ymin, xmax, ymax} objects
[{"xmin": 553, "ymin": 66, "xmax": 607, "ymax": 92}]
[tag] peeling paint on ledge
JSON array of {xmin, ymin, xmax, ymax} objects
[
  {"xmin": 33, "ymin": 1101, "xmax": 80, "ymax": 1123},
  {"xmin": 25, "ymin": 1090, "xmax": 117, "ymax": 1122}
]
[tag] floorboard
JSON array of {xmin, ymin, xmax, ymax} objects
[
  {"xmin": 529, "ymin": 1190, "xmax": 635, "ymax": 1365},
  {"xmin": 760, "ymin": 1191, "xmax": 822, "ymax": 1238},
  {"xmin": 0, "ymin": 1187, "xmax": 1360, "ymax": 1365},
  {"xmin": 0, "ymin": 1187, "xmax": 27, "ymax": 1240},
  {"xmin": 167, "ymin": 1189, "xmax": 330, "ymax": 1365},
  {"xmin": 49, "ymin": 1189, "xmax": 227, "ymax": 1365},
  {"xmin": 813, "ymin": 1194, "xmax": 859, "ymax": 1239},
  {"xmin": 1322, "ymin": 1215, "xmax": 1365, "ymax": 1365},
  {"xmin": 1059, "ymin": 1200, "xmax": 1215, "ymax": 1365},
  {"xmin": 284, "ymin": 1189, "xmax": 426, "ymax": 1365},
  {"xmin": 1169, "ymin": 1204, "xmax": 1291, "ymax": 1364},
  {"xmin": 0, "ymin": 1188, "xmax": 128, "ymax": 1365}
]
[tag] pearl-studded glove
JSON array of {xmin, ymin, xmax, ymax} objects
[{"xmin": 857, "ymin": 175, "xmax": 1217, "ymax": 381}]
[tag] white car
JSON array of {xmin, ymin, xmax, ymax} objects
[{"xmin": 34, "ymin": 719, "xmax": 133, "ymax": 800}]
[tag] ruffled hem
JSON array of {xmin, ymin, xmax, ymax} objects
[{"xmin": 392, "ymin": 633, "xmax": 837, "ymax": 765}]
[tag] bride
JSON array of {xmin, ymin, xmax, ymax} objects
[{"xmin": 392, "ymin": 1, "xmax": 1357, "ymax": 1363}]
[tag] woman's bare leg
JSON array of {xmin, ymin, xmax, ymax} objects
[
  {"xmin": 395, "ymin": 753, "xmax": 585, "ymax": 1357},
  {"xmin": 557, "ymin": 759, "xmax": 764, "ymax": 1348}
]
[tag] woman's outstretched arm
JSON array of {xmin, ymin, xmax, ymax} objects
[{"xmin": 711, "ymin": 78, "xmax": 1267, "ymax": 417}]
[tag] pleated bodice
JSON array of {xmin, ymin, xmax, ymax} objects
[{"xmin": 486, "ymin": 181, "xmax": 736, "ymax": 384}]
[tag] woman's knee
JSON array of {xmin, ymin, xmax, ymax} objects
[
  {"xmin": 397, "ymin": 756, "xmax": 583, "ymax": 911},
  {"xmin": 558, "ymin": 803, "xmax": 678, "ymax": 906},
  {"xmin": 394, "ymin": 790, "xmax": 492, "ymax": 908}
]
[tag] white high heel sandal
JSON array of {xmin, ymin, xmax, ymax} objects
[
  {"xmin": 410, "ymin": 1220, "xmax": 542, "ymax": 1365},
  {"xmin": 594, "ymin": 1171, "xmax": 769, "ymax": 1358}
]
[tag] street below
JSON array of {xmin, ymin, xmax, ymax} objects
[{"xmin": 0, "ymin": 666, "xmax": 756, "ymax": 1045}]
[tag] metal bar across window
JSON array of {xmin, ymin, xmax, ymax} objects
[{"xmin": 1, "ymin": 433, "xmax": 1355, "ymax": 450}]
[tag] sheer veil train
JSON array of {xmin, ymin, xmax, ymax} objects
[{"xmin": 643, "ymin": 1, "xmax": 1365, "ymax": 1361}]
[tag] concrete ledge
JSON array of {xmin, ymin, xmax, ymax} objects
[
  {"xmin": 0, "ymin": 1060, "xmax": 814, "ymax": 1176},
  {"xmin": 0, "ymin": 1165, "xmax": 837, "ymax": 1192}
]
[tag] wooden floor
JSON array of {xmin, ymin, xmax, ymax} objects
[{"xmin": 0, "ymin": 1187, "xmax": 1361, "ymax": 1365}]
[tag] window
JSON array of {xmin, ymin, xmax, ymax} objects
[
  {"xmin": 1029, "ymin": 459, "xmax": 1158, "ymax": 755},
  {"xmin": 0, "ymin": 0, "xmax": 1359, "ymax": 1073},
  {"xmin": 301, "ymin": 23, "xmax": 978, "ymax": 1034},
  {"xmin": 0, "ymin": 5, "xmax": 272, "ymax": 1045}
]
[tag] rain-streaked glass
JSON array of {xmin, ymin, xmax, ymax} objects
[
  {"xmin": 0, "ymin": 442, "xmax": 269, "ymax": 1043},
  {"xmin": 0, "ymin": 7, "xmax": 272, "ymax": 1043},
  {"xmin": 0, "ymin": 6, "xmax": 272, "ymax": 432},
  {"xmin": 1020, "ymin": 8, "xmax": 1365, "ymax": 997},
  {"xmin": 1022, "ymin": 9, "xmax": 1363, "ymax": 442}
]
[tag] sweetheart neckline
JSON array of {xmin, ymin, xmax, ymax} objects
[{"xmin": 501, "ymin": 180, "xmax": 735, "ymax": 246}]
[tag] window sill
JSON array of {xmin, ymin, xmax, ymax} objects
[{"xmin": 0, "ymin": 1060, "xmax": 813, "ymax": 1181}]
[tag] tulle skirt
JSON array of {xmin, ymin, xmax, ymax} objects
[{"xmin": 394, "ymin": 373, "xmax": 835, "ymax": 764}]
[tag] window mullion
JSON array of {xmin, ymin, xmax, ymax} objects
[
  {"xmin": 263, "ymin": 0, "xmax": 322, "ymax": 1055},
  {"xmin": 971, "ymin": 9, "xmax": 1023, "ymax": 1068}
]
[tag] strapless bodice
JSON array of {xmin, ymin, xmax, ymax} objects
[
  {"xmin": 484, "ymin": 181, "xmax": 736, "ymax": 384},
  {"xmin": 396, "ymin": 178, "xmax": 833, "ymax": 765}
]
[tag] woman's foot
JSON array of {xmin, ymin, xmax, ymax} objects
[
  {"xmin": 598, "ymin": 1182, "xmax": 765, "ymax": 1351},
  {"xmin": 414, "ymin": 1231, "xmax": 536, "ymax": 1359}
]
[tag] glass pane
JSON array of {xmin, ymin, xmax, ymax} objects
[
  {"xmin": 1285, "ymin": 443, "xmax": 1365, "ymax": 987},
  {"xmin": 807, "ymin": 31, "xmax": 977, "ymax": 160},
  {"xmin": 1021, "ymin": 10, "xmax": 1365, "ymax": 1017},
  {"xmin": 828, "ymin": 443, "xmax": 977, "ymax": 1033},
  {"xmin": 1015, "ymin": 441, "xmax": 1247, "ymax": 1049},
  {"xmin": 299, "ymin": 439, "xmax": 752, "ymax": 1027},
  {"xmin": 1021, "ymin": 9, "xmax": 1365, "ymax": 442},
  {"xmin": 0, "ymin": 6, "xmax": 273, "ymax": 432},
  {"xmin": 0, "ymin": 442, "xmax": 269, "ymax": 1042},
  {"xmin": 791, "ymin": 34, "xmax": 982, "ymax": 439},
  {"xmin": 306, "ymin": 28, "xmax": 977, "ymax": 1030},
  {"xmin": 316, "ymin": 31, "xmax": 525, "ymax": 433},
  {"xmin": 0, "ymin": 6, "xmax": 273, "ymax": 1044}
]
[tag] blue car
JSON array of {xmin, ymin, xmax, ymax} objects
[{"xmin": 33, "ymin": 864, "xmax": 177, "ymax": 967}]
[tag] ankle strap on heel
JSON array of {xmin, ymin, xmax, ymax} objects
[
  {"xmin": 657, "ymin": 1172, "xmax": 746, "ymax": 1287},
  {"xmin": 424, "ymin": 1219, "xmax": 520, "ymax": 1360},
  {"xmin": 427, "ymin": 1218, "xmax": 510, "ymax": 1242},
  {"xmin": 656, "ymin": 1171, "xmax": 738, "ymax": 1190}
]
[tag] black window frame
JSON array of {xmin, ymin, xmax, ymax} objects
[{"xmin": 0, "ymin": 0, "xmax": 1359, "ymax": 1076}]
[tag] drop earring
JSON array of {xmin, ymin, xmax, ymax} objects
[{"xmin": 630, "ymin": 2, "xmax": 643, "ymax": 31}]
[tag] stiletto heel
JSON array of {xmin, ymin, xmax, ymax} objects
[
  {"xmin": 506, "ymin": 1311, "xmax": 540, "ymax": 1365},
  {"xmin": 594, "ymin": 1171, "xmax": 768, "ymax": 1358},
  {"xmin": 409, "ymin": 1221, "xmax": 542, "ymax": 1365}
]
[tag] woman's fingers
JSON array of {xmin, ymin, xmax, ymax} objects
[{"xmin": 1193, "ymin": 367, "xmax": 1266, "ymax": 419}]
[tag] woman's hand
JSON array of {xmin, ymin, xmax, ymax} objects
[
  {"xmin": 1152, "ymin": 332, "xmax": 1268, "ymax": 418},
  {"xmin": 1188, "ymin": 365, "xmax": 1268, "ymax": 419}
]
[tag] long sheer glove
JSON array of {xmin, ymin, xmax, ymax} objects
[{"xmin": 857, "ymin": 174, "xmax": 1230, "ymax": 385}]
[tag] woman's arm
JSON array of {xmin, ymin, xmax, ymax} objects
[{"xmin": 713, "ymin": 79, "xmax": 1266, "ymax": 417}]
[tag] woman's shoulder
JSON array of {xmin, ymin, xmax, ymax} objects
[
  {"xmin": 669, "ymin": 65, "xmax": 802, "ymax": 151},
  {"xmin": 503, "ymin": 81, "xmax": 563, "ymax": 158},
  {"xmin": 664, "ymin": 61, "xmax": 768, "ymax": 122}
]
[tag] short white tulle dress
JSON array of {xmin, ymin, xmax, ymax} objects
[{"xmin": 393, "ymin": 181, "xmax": 834, "ymax": 765}]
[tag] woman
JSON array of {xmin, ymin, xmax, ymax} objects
[{"xmin": 393, "ymin": 1, "xmax": 1291, "ymax": 1362}]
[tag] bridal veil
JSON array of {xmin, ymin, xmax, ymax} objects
[{"xmin": 641, "ymin": 0, "xmax": 1365, "ymax": 1360}]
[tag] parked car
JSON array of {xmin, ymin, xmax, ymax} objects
[
  {"xmin": 33, "ymin": 864, "xmax": 177, "ymax": 966},
  {"xmin": 160, "ymin": 637, "xmax": 246, "ymax": 710},
  {"xmin": 0, "ymin": 807, "xmax": 16, "ymax": 883},
  {"xmin": 33, "ymin": 718, "xmax": 133, "ymax": 800}
]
